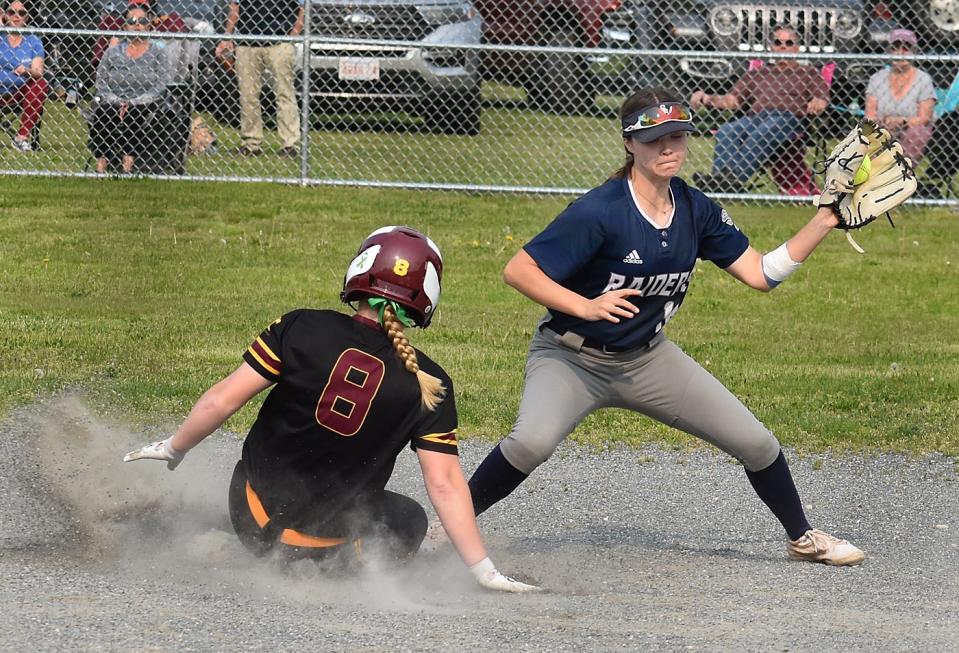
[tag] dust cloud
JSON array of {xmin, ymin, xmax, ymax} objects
[{"xmin": 4, "ymin": 394, "xmax": 474, "ymax": 612}]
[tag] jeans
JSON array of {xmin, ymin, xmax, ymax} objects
[{"xmin": 713, "ymin": 110, "xmax": 802, "ymax": 182}]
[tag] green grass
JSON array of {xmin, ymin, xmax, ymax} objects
[{"xmin": 2, "ymin": 176, "xmax": 958, "ymax": 455}]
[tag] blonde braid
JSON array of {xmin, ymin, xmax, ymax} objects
[{"xmin": 381, "ymin": 305, "xmax": 446, "ymax": 411}]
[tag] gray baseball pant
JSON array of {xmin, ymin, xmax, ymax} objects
[{"xmin": 499, "ymin": 327, "xmax": 781, "ymax": 474}]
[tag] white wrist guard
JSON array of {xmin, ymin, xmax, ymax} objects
[
  {"xmin": 161, "ymin": 436, "xmax": 185, "ymax": 458},
  {"xmin": 469, "ymin": 557, "xmax": 495, "ymax": 581},
  {"xmin": 761, "ymin": 243, "xmax": 802, "ymax": 289}
]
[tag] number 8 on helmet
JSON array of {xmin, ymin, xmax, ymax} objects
[{"xmin": 341, "ymin": 225, "xmax": 444, "ymax": 328}]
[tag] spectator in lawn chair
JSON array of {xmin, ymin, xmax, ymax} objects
[
  {"xmin": 865, "ymin": 28, "xmax": 936, "ymax": 163},
  {"xmin": 689, "ymin": 24, "xmax": 830, "ymax": 193},
  {"xmin": 0, "ymin": 0, "xmax": 48, "ymax": 152},
  {"xmin": 89, "ymin": 3, "xmax": 171, "ymax": 174},
  {"xmin": 91, "ymin": 0, "xmax": 188, "ymax": 69},
  {"xmin": 215, "ymin": 0, "xmax": 305, "ymax": 158}
]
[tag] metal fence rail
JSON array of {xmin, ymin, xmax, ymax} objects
[{"xmin": 0, "ymin": 0, "xmax": 957, "ymax": 204}]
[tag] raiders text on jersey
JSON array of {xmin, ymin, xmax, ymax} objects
[{"xmin": 601, "ymin": 270, "xmax": 693, "ymax": 296}]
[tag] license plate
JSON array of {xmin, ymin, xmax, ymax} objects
[{"xmin": 338, "ymin": 57, "xmax": 380, "ymax": 81}]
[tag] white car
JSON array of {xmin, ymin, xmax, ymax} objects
[{"xmin": 295, "ymin": 0, "xmax": 484, "ymax": 134}]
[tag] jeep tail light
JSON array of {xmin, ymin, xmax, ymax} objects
[{"xmin": 872, "ymin": 2, "xmax": 893, "ymax": 20}]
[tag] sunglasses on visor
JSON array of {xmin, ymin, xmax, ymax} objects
[{"xmin": 622, "ymin": 102, "xmax": 693, "ymax": 134}]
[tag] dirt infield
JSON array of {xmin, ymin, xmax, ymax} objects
[{"xmin": 1, "ymin": 397, "xmax": 956, "ymax": 652}]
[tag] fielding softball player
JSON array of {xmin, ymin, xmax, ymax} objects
[
  {"xmin": 463, "ymin": 86, "xmax": 913, "ymax": 566},
  {"xmin": 124, "ymin": 226, "xmax": 537, "ymax": 592}
]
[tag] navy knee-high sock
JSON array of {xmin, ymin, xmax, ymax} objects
[
  {"xmin": 468, "ymin": 444, "xmax": 529, "ymax": 517},
  {"xmin": 744, "ymin": 450, "xmax": 812, "ymax": 541}
]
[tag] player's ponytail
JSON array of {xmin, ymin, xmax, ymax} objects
[
  {"xmin": 611, "ymin": 152, "xmax": 635, "ymax": 180},
  {"xmin": 611, "ymin": 86, "xmax": 685, "ymax": 179},
  {"xmin": 381, "ymin": 304, "xmax": 446, "ymax": 411}
]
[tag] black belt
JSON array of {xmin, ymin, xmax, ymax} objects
[
  {"xmin": 581, "ymin": 337, "xmax": 632, "ymax": 353},
  {"xmin": 543, "ymin": 326, "xmax": 634, "ymax": 353}
]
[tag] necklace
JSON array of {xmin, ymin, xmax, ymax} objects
[
  {"xmin": 627, "ymin": 177, "xmax": 674, "ymax": 229},
  {"xmin": 632, "ymin": 185, "xmax": 672, "ymax": 217}
]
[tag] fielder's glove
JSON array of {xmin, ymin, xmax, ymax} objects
[
  {"xmin": 469, "ymin": 557, "xmax": 541, "ymax": 593},
  {"xmin": 123, "ymin": 436, "xmax": 185, "ymax": 470},
  {"xmin": 815, "ymin": 119, "xmax": 888, "ymax": 209},
  {"xmin": 814, "ymin": 119, "xmax": 918, "ymax": 252}
]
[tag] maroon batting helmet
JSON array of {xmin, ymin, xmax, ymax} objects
[{"xmin": 341, "ymin": 226, "xmax": 443, "ymax": 327}]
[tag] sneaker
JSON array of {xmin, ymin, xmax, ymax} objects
[
  {"xmin": 787, "ymin": 528, "xmax": 865, "ymax": 566},
  {"xmin": 12, "ymin": 137, "xmax": 32, "ymax": 152},
  {"xmin": 234, "ymin": 144, "xmax": 263, "ymax": 157},
  {"xmin": 417, "ymin": 518, "xmax": 450, "ymax": 554},
  {"xmin": 277, "ymin": 146, "xmax": 299, "ymax": 158}
]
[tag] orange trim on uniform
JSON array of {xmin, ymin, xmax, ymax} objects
[
  {"xmin": 279, "ymin": 529, "xmax": 347, "ymax": 548},
  {"xmin": 245, "ymin": 481, "xmax": 271, "ymax": 528},
  {"xmin": 245, "ymin": 481, "xmax": 346, "ymax": 548}
]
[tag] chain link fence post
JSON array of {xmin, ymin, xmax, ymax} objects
[{"xmin": 299, "ymin": 0, "xmax": 312, "ymax": 186}]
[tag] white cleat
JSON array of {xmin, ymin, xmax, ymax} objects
[{"xmin": 788, "ymin": 528, "xmax": 865, "ymax": 566}]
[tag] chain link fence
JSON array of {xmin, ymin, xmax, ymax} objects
[{"xmin": 1, "ymin": 0, "xmax": 957, "ymax": 203}]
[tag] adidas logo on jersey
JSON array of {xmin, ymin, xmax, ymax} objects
[{"xmin": 623, "ymin": 250, "xmax": 643, "ymax": 264}]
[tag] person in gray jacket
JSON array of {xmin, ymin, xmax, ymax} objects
[{"xmin": 89, "ymin": 3, "xmax": 171, "ymax": 173}]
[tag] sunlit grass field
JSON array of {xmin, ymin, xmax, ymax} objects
[{"xmin": 2, "ymin": 176, "xmax": 957, "ymax": 455}]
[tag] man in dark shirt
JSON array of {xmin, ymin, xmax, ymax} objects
[
  {"xmin": 689, "ymin": 24, "xmax": 830, "ymax": 192},
  {"xmin": 215, "ymin": 0, "xmax": 304, "ymax": 157}
]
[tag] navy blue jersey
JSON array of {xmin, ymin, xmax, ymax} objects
[{"xmin": 524, "ymin": 176, "xmax": 748, "ymax": 349}]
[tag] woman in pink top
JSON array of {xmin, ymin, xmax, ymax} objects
[{"xmin": 865, "ymin": 28, "xmax": 936, "ymax": 162}]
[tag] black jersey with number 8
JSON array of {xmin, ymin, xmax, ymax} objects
[{"xmin": 240, "ymin": 309, "xmax": 457, "ymax": 533}]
